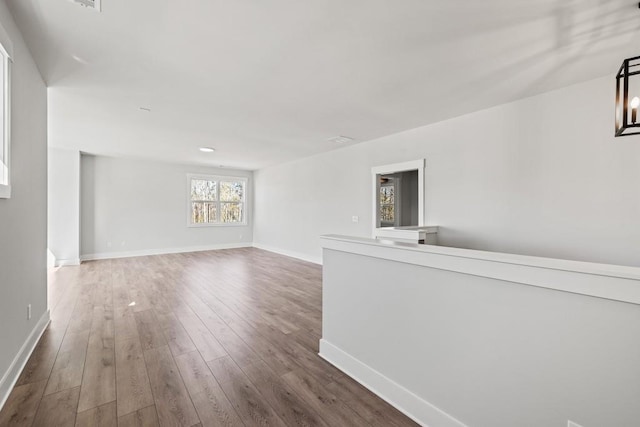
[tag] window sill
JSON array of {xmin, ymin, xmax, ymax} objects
[
  {"xmin": 187, "ymin": 222, "xmax": 248, "ymax": 228},
  {"xmin": 0, "ymin": 183, "xmax": 10, "ymax": 199}
]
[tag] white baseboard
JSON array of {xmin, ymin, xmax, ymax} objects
[
  {"xmin": 81, "ymin": 242, "xmax": 253, "ymax": 261},
  {"xmin": 0, "ymin": 310, "xmax": 50, "ymax": 411},
  {"xmin": 319, "ymin": 339, "xmax": 467, "ymax": 427},
  {"xmin": 252, "ymin": 243, "xmax": 322, "ymax": 265},
  {"xmin": 55, "ymin": 258, "xmax": 81, "ymax": 267}
]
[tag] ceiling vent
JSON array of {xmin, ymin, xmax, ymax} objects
[
  {"xmin": 327, "ymin": 136, "xmax": 354, "ymax": 144},
  {"xmin": 71, "ymin": 0, "xmax": 101, "ymax": 12}
]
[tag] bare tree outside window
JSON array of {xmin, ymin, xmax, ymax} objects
[
  {"xmin": 188, "ymin": 175, "xmax": 246, "ymax": 226},
  {"xmin": 380, "ymin": 185, "xmax": 395, "ymax": 223}
]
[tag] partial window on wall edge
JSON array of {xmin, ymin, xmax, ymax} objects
[{"xmin": 0, "ymin": 31, "xmax": 11, "ymax": 199}]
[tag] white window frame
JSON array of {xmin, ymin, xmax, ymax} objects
[
  {"xmin": 187, "ymin": 174, "xmax": 248, "ymax": 227},
  {"xmin": 0, "ymin": 39, "xmax": 11, "ymax": 199},
  {"xmin": 371, "ymin": 159, "xmax": 425, "ymax": 237}
]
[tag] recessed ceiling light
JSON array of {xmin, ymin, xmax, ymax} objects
[
  {"xmin": 327, "ymin": 135, "xmax": 354, "ymax": 144},
  {"xmin": 199, "ymin": 147, "xmax": 215, "ymax": 153}
]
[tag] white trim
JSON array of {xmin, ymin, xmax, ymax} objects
[
  {"xmin": 0, "ymin": 41, "xmax": 11, "ymax": 198},
  {"xmin": 372, "ymin": 159, "xmax": 425, "ymax": 236},
  {"xmin": 47, "ymin": 249, "xmax": 56, "ymax": 269},
  {"xmin": 81, "ymin": 242, "xmax": 252, "ymax": 261},
  {"xmin": 375, "ymin": 226, "xmax": 438, "ymax": 244},
  {"xmin": 0, "ymin": 20, "xmax": 13, "ymax": 59},
  {"xmin": 0, "ymin": 310, "xmax": 50, "ymax": 411},
  {"xmin": 0, "ymin": 184, "xmax": 9, "ymax": 198},
  {"xmin": 187, "ymin": 222, "xmax": 247, "ymax": 228},
  {"xmin": 371, "ymin": 159, "xmax": 425, "ymax": 176},
  {"xmin": 321, "ymin": 235, "xmax": 640, "ymax": 305},
  {"xmin": 319, "ymin": 339, "xmax": 467, "ymax": 427},
  {"xmin": 252, "ymin": 243, "xmax": 322, "ymax": 265},
  {"xmin": 55, "ymin": 258, "xmax": 81, "ymax": 267}
]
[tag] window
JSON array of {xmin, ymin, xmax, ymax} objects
[
  {"xmin": 0, "ymin": 39, "xmax": 10, "ymax": 199},
  {"xmin": 188, "ymin": 174, "xmax": 247, "ymax": 226},
  {"xmin": 379, "ymin": 184, "xmax": 395, "ymax": 224}
]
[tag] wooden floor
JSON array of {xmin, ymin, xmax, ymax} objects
[{"xmin": 0, "ymin": 248, "xmax": 418, "ymax": 427}]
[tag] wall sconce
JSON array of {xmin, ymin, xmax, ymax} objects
[{"xmin": 615, "ymin": 55, "xmax": 640, "ymax": 137}]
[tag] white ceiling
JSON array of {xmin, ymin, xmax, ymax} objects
[{"xmin": 6, "ymin": 0, "xmax": 640, "ymax": 170}]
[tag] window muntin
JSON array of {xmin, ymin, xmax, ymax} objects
[{"xmin": 188, "ymin": 175, "xmax": 247, "ymax": 226}]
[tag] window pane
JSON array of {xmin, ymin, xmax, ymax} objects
[
  {"xmin": 380, "ymin": 186, "xmax": 394, "ymax": 205},
  {"xmin": 192, "ymin": 202, "xmax": 217, "ymax": 223},
  {"xmin": 207, "ymin": 203, "xmax": 217, "ymax": 222},
  {"xmin": 192, "ymin": 202, "xmax": 204, "ymax": 223},
  {"xmin": 219, "ymin": 181, "xmax": 244, "ymax": 202},
  {"xmin": 380, "ymin": 205, "xmax": 394, "ymax": 222},
  {"xmin": 191, "ymin": 179, "xmax": 217, "ymax": 201},
  {"xmin": 220, "ymin": 202, "xmax": 243, "ymax": 223}
]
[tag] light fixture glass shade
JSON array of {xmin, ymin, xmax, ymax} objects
[{"xmin": 615, "ymin": 55, "xmax": 640, "ymax": 137}]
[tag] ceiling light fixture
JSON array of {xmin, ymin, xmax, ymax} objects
[
  {"xmin": 199, "ymin": 147, "xmax": 215, "ymax": 153},
  {"xmin": 615, "ymin": 55, "xmax": 640, "ymax": 137},
  {"xmin": 327, "ymin": 136, "xmax": 354, "ymax": 144}
]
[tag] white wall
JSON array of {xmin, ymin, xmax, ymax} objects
[
  {"xmin": 0, "ymin": 0, "xmax": 48, "ymax": 404},
  {"xmin": 321, "ymin": 245, "xmax": 640, "ymax": 427},
  {"xmin": 254, "ymin": 75, "xmax": 640, "ymax": 267},
  {"xmin": 48, "ymin": 147, "xmax": 80, "ymax": 265},
  {"xmin": 80, "ymin": 154, "xmax": 253, "ymax": 259}
]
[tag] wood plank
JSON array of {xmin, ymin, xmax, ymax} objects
[
  {"xmin": 0, "ymin": 380, "xmax": 46, "ymax": 426},
  {"xmin": 190, "ymin": 391, "xmax": 245, "ymax": 427},
  {"xmin": 115, "ymin": 337, "xmax": 154, "ymax": 417},
  {"xmin": 242, "ymin": 360, "xmax": 330, "ymax": 427},
  {"xmin": 161, "ymin": 313, "xmax": 197, "ymax": 357},
  {"xmin": 128, "ymin": 285, "xmax": 153, "ymax": 313},
  {"xmin": 264, "ymin": 327, "xmax": 344, "ymax": 386},
  {"xmin": 326, "ymin": 375, "xmax": 420, "ymax": 427},
  {"xmin": 143, "ymin": 346, "xmax": 200, "ymax": 427},
  {"xmin": 178, "ymin": 306, "xmax": 255, "ymax": 366},
  {"xmin": 281, "ymin": 369, "xmax": 370, "ymax": 427},
  {"xmin": 174, "ymin": 351, "xmax": 223, "ymax": 397},
  {"xmin": 174, "ymin": 350, "xmax": 244, "ymax": 427},
  {"xmin": 206, "ymin": 355, "xmax": 245, "ymax": 386},
  {"xmin": 75, "ymin": 401, "xmax": 117, "ymax": 427},
  {"xmin": 117, "ymin": 406, "xmax": 159, "ymax": 427},
  {"xmin": 173, "ymin": 305, "xmax": 227, "ymax": 362},
  {"xmin": 114, "ymin": 307, "xmax": 140, "ymax": 343},
  {"xmin": 78, "ymin": 306, "xmax": 116, "ymax": 412},
  {"xmin": 134, "ymin": 310, "xmax": 167, "ymax": 350},
  {"xmin": 65, "ymin": 284, "xmax": 96, "ymax": 335},
  {"xmin": 44, "ymin": 329, "xmax": 90, "ymax": 395},
  {"xmin": 32, "ymin": 386, "xmax": 81, "ymax": 427},
  {"xmin": 208, "ymin": 356, "xmax": 286, "ymax": 427},
  {"xmin": 15, "ymin": 328, "xmax": 64, "ymax": 386},
  {"xmin": 290, "ymin": 330, "xmax": 320, "ymax": 354}
]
